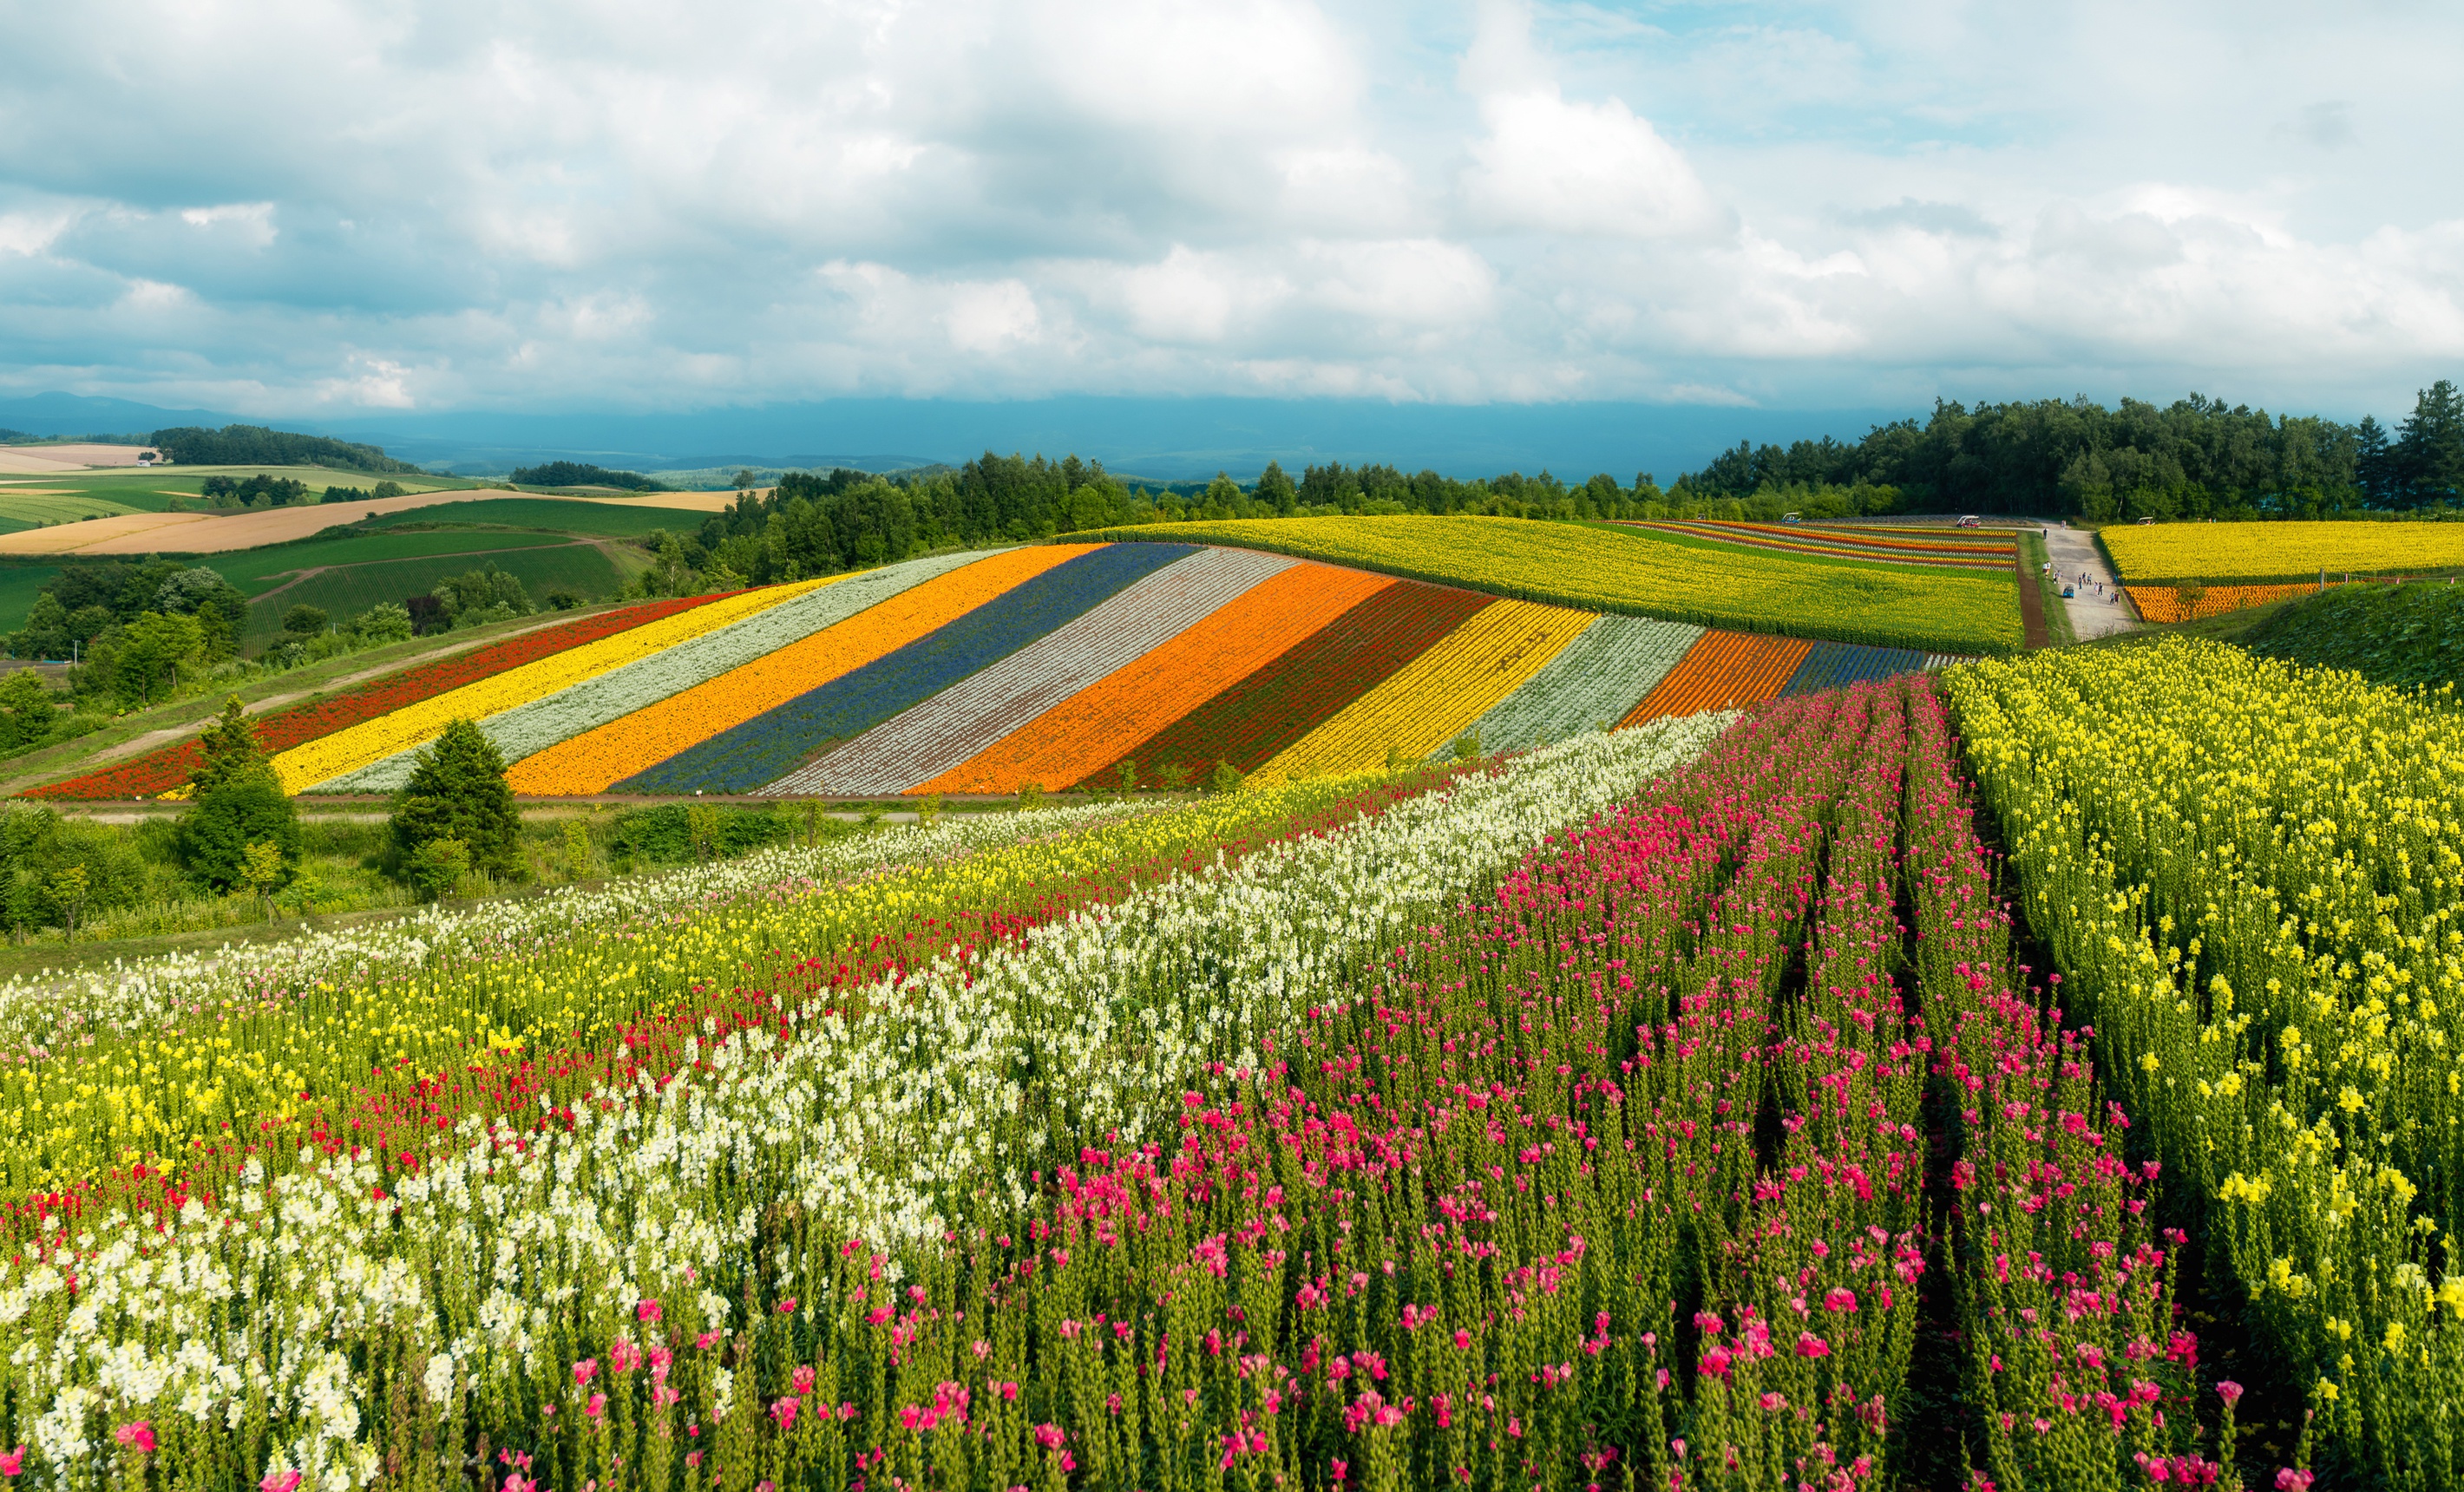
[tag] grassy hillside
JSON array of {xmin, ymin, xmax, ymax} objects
[
  {"xmin": 1077, "ymin": 515, "xmax": 2025, "ymax": 654},
  {"xmin": 238, "ymin": 544, "xmax": 631, "ymax": 647},
  {"xmin": 0, "ymin": 491, "xmax": 150, "ymax": 533},
  {"xmin": 2237, "ymin": 579, "xmax": 2464, "ymax": 692},
  {"xmin": 216, "ymin": 530, "xmax": 580, "ymax": 592},
  {"xmin": 359, "ymin": 497, "xmax": 720, "ymax": 537}
]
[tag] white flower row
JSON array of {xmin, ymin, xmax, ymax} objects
[
  {"xmin": 1448, "ymin": 612, "xmax": 1702, "ymax": 756},
  {"xmin": 0, "ymin": 717, "xmax": 1729, "ymax": 1481}
]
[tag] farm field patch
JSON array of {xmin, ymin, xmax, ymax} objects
[
  {"xmin": 1252, "ymin": 596, "xmax": 1594, "ymax": 780},
  {"xmin": 1622, "ymin": 519, "xmax": 2017, "ymax": 569},
  {"xmin": 0, "ymin": 480, "xmax": 487, "ymax": 554},
  {"xmin": 933, "ymin": 560, "xmax": 1392, "ymax": 795},
  {"xmin": 359, "ymin": 495, "xmax": 731, "ymax": 536},
  {"xmin": 0, "ymin": 490, "xmax": 147, "ymax": 531},
  {"xmin": 29, "ymin": 596, "xmax": 724, "ymax": 800},
  {"xmin": 1623, "ymin": 630, "xmax": 1814, "ymax": 722},
  {"xmin": 235, "ymin": 545, "xmax": 626, "ymax": 649},
  {"xmin": 1947, "ymin": 638, "xmax": 2464, "ymax": 1490},
  {"xmin": 2101, "ymin": 518, "xmax": 2464, "ymax": 584},
  {"xmin": 218, "ymin": 529, "xmax": 580, "ymax": 591},
  {"xmin": 0, "ymin": 675, "xmax": 2288, "ymax": 1490},
  {"xmin": 1086, "ymin": 514, "xmax": 2025, "ymax": 653}
]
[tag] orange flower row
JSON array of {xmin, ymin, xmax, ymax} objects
[
  {"xmin": 2124, "ymin": 582, "xmax": 2317, "ymax": 624},
  {"xmin": 912, "ymin": 562, "xmax": 1392, "ymax": 795},
  {"xmin": 1622, "ymin": 631, "xmax": 1815, "ymax": 725}
]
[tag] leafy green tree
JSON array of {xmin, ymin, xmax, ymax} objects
[
  {"xmin": 351, "ymin": 602, "xmax": 415, "ymax": 644},
  {"xmin": 403, "ymin": 837, "xmax": 470, "ymax": 900},
  {"xmin": 175, "ymin": 697, "xmax": 299, "ymax": 891},
  {"xmin": 390, "ymin": 719, "xmax": 521, "ymax": 879},
  {"xmin": 281, "ymin": 605, "xmax": 329, "ymax": 636},
  {"xmin": 0, "ymin": 671, "xmax": 56, "ymax": 750},
  {"xmin": 112, "ymin": 611, "xmax": 202, "ymax": 708},
  {"xmin": 1255, "ymin": 461, "xmax": 1298, "ymax": 515},
  {"xmin": 240, "ymin": 839, "xmax": 287, "ymax": 919}
]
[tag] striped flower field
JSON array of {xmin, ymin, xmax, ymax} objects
[{"xmin": 23, "ymin": 537, "xmax": 1962, "ymax": 802}]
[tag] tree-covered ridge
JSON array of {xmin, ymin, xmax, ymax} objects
[
  {"xmin": 1675, "ymin": 381, "xmax": 2464, "ymax": 519},
  {"xmin": 148, "ymin": 423, "xmax": 423, "ymax": 474},
  {"xmin": 505, "ymin": 461, "xmax": 669, "ymax": 491}
]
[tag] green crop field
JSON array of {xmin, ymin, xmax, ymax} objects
[
  {"xmin": 239, "ymin": 543, "xmax": 628, "ymax": 647},
  {"xmin": 361, "ymin": 496, "xmax": 718, "ymax": 537},
  {"xmin": 1080, "ymin": 514, "xmax": 2027, "ymax": 654},
  {"xmin": 0, "ymin": 566, "xmax": 62, "ymax": 633},
  {"xmin": 214, "ymin": 531, "xmax": 580, "ymax": 594},
  {"xmin": 0, "ymin": 467, "xmax": 472, "ymax": 513},
  {"xmin": 0, "ymin": 492, "xmax": 149, "ymax": 532}
]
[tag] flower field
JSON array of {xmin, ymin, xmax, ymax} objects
[
  {"xmin": 2124, "ymin": 580, "xmax": 2321, "ymax": 624},
  {"xmin": 629, "ymin": 544, "xmax": 1193, "ymax": 795},
  {"xmin": 0, "ymin": 669, "xmax": 2303, "ymax": 1490},
  {"xmin": 1779, "ymin": 640, "xmax": 1938, "ymax": 695},
  {"xmin": 23, "ymin": 595, "xmax": 724, "ymax": 801},
  {"xmin": 1082, "ymin": 515, "xmax": 2027, "ymax": 653},
  {"xmin": 1064, "ymin": 576, "xmax": 1491, "ymax": 789},
  {"xmin": 1621, "ymin": 520, "xmax": 2018, "ymax": 570},
  {"xmin": 332, "ymin": 552, "xmax": 989, "ymax": 792},
  {"xmin": 24, "ymin": 533, "xmax": 1958, "ymax": 808},
  {"xmin": 1250, "ymin": 598, "xmax": 1595, "ymax": 782},
  {"xmin": 1445, "ymin": 613, "xmax": 1701, "ymax": 754},
  {"xmin": 1622, "ymin": 631, "xmax": 1814, "ymax": 723},
  {"xmin": 912, "ymin": 562, "xmax": 1393, "ymax": 796},
  {"xmin": 259, "ymin": 584, "xmax": 826, "ymax": 792},
  {"xmin": 2101, "ymin": 520, "xmax": 2464, "ymax": 585},
  {"xmin": 783, "ymin": 548, "xmax": 1296, "ymax": 797},
  {"xmin": 504, "ymin": 546, "xmax": 1091, "ymax": 796},
  {"xmin": 1945, "ymin": 638, "xmax": 2464, "ymax": 1489}
]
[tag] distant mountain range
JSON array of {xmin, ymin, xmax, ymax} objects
[{"xmin": 0, "ymin": 391, "xmax": 1896, "ymax": 485}]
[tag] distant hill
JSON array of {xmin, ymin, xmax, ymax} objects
[
  {"xmin": 150, "ymin": 423, "xmax": 424, "ymax": 474},
  {"xmin": 2240, "ymin": 580, "xmax": 2464, "ymax": 693},
  {"xmin": 508, "ymin": 461, "xmax": 669, "ymax": 491}
]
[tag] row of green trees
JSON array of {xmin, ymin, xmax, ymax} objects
[
  {"xmin": 626, "ymin": 458, "xmax": 1751, "ymax": 591},
  {"xmin": 148, "ymin": 423, "xmax": 421, "ymax": 474},
  {"xmin": 1674, "ymin": 382, "xmax": 2464, "ymax": 519}
]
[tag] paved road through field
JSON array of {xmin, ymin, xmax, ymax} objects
[{"xmin": 2042, "ymin": 525, "xmax": 2136, "ymax": 640}]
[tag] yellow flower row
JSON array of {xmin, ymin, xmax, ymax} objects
[
  {"xmin": 2101, "ymin": 520, "xmax": 2464, "ymax": 585},
  {"xmin": 1253, "ymin": 599, "xmax": 1592, "ymax": 781},
  {"xmin": 1082, "ymin": 514, "xmax": 2025, "ymax": 655},
  {"xmin": 271, "ymin": 579, "xmax": 829, "ymax": 792},
  {"xmin": 1943, "ymin": 638, "xmax": 2464, "ymax": 1481}
]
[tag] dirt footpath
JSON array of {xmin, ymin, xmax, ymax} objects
[{"xmin": 2042, "ymin": 525, "xmax": 2137, "ymax": 639}]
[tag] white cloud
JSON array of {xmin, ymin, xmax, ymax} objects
[{"xmin": 0, "ymin": 0, "xmax": 2461, "ymax": 417}]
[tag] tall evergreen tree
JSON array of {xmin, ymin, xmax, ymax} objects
[
  {"xmin": 2354, "ymin": 416, "xmax": 2396, "ymax": 507},
  {"xmin": 2395, "ymin": 379, "xmax": 2464, "ymax": 507},
  {"xmin": 390, "ymin": 719, "xmax": 521, "ymax": 878}
]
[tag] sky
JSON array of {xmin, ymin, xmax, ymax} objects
[{"xmin": 3, "ymin": 0, "xmax": 2462, "ymax": 446}]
